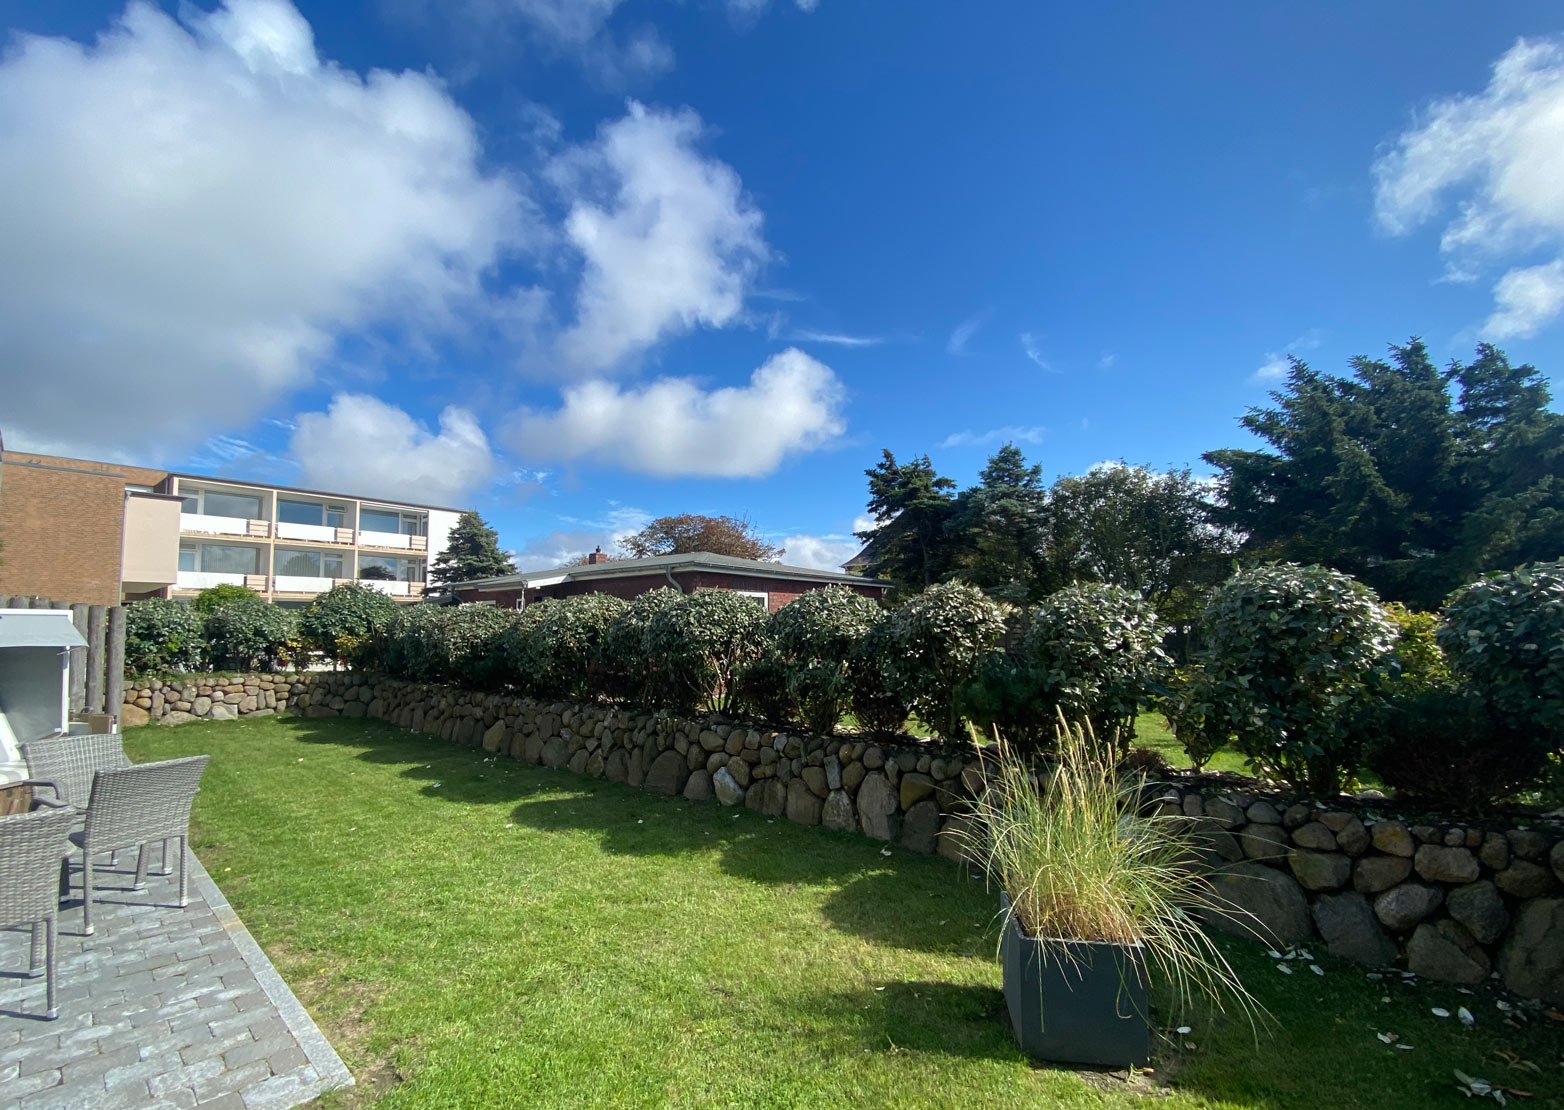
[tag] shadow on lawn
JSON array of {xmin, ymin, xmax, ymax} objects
[{"xmin": 280, "ymin": 716, "xmax": 1001, "ymax": 958}]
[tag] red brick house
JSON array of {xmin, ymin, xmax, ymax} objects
[{"xmin": 447, "ymin": 551, "xmax": 891, "ymax": 612}]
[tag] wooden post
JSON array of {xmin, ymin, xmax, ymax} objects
[
  {"xmin": 86, "ymin": 605, "xmax": 107, "ymax": 713},
  {"xmin": 70, "ymin": 603, "xmax": 89, "ymax": 714},
  {"xmin": 106, "ymin": 606, "xmax": 126, "ymax": 725}
]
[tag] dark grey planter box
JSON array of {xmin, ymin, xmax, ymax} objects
[{"xmin": 1000, "ymin": 895, "xmax": 1150, "ymax": 1068}]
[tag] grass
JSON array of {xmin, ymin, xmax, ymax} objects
[
  {"xmin": 127, "ymin": 717, "xmax": 1563, "ymax": 1110},
  {"xmin": 1132, "ymin": 711, "xmax": 1252, "ymax": 776}
]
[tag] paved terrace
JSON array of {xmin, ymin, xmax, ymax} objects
[{"xmin": 1, "ymin": 852, "xmax": 352, "ymax": 1109}]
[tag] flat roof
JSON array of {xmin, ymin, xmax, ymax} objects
[
  {"xmin": 0, "ymin": 610, "xmax": 88, "ymax": 650},
  {"xmin": 455, "ymin": 551, "xmax": 891, "ymax": 591}
]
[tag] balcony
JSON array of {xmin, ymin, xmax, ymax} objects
[
  {"xmin": 276, "ymin": 522, "xmax": 355, "ymax": 545},
  {"xmin": 176, "ymin": 571, "xmax": 269, "ymax": 591},
  {"xmin": 273, "ymin": 575, "xmax": 345, "ymax": 595},
  {"xmin": 358, "ymin": 530, "xmax": 428, "ymax": 552},
  {"xmin": 181, "ymin": 513, "xmax": 270, "ymax": 539},
  {"xmin": 359, "ymin": 579, "xmax": 421, "ymax": 597}
]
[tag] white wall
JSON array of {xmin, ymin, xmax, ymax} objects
[{"xmin": 425, "ymin": 509, "xmax": 462, "ymax": 587}]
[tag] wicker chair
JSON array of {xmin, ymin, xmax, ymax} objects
[
  {"xmin": 0, "ymin": 805, "xmax": 76, "ymax": 1020},
  {"xmin": 65, "ymin": 756, "xmax": 210, "ymax": 935},
  {"xmin": 21, "ymin": 733, "xmax": 130, "ymax": 810}
]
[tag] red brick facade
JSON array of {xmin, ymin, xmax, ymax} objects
[{"xmin": 457, "ymin": 568, "xmax": 887, "ymax": 612}]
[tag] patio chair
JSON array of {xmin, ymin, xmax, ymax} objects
[
  {"xmin": 65, "ymin": 756, "xmax": 209, "ymax": 935},
  {"xmin": 23, "ymin": 732, "xmax": 167, "ymax": 874},
  {"xmin": 0, "ymin": 805, "xmax": 76, "ymax": 1020}
]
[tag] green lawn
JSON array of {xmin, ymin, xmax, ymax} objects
[
  {"xmin": 128, "ymin": 717, "xmax": 1562, "ymax": 1110},
  {"xmin": 1132, "ymin": 711, "xmax": 1253, "ymax": 775}
]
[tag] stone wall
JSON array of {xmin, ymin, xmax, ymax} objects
[{"xmin": 121, "ymin": 672, "xmax": 1564, "ymax": 1003}]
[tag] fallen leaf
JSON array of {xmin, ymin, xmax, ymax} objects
[
  {"xmin": 1311, "ymin": 965, "xmax": 1324, "ymax": 976},
  {"xmin": 1176, "ymin": 1026, "xmax": 1192, "ymax": 1035},
  {"xmin": 1433, "ymin": 1007, "xmax": 1451, "ymax": 1018},
  {"xmin": 1459, "ymin": 1007, "xmax": 1475, "ymax": 1027},
  {"xmin": 1276, "ymin": 963, "xmax": 1293, "ymax": 975},
  {"xmin": 1377, "ymin": 1032, "xmax": 1396, "ymax": 1044}
]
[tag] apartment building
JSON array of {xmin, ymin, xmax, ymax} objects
[{"xmin": 0, "ymin": 445, "xmax": 462, "ymax": 606}]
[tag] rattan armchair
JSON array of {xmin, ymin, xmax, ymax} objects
[
  {"xmin": 0, "ymin": 805, "xmax": 76, "ymax": 1020},
  {"xmin": 21, "ymin": 733, "xmax": 130, "ymax": 810},
  {"xmin": 65, "ymin": 756, "xmax": 210, "ymax": 935}
]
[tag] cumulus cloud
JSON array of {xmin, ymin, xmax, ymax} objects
[
  {"xmin": 509, "ymin": 348, "xmax": 845, "ymax": 477},
  {"xmin": 553, "ymin": 102, "xmax": 767, "ymax": 371},
  {"xmin": 0, "ymin": 0, "xmax": 525, "ymax": 457},
  {"xmin": 289, "ymin": 393, "xmax": 497, "ymax": 505},
  {"xmin": 938, "ymin": 426, "xmax": 1046, "ymax": 449},
  {"xmin": 1374, "ymin": 37, "xmax": 1564, "ymax": 337}
]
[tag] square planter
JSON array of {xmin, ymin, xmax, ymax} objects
[{"xmin": 1000, "ymin": 895, "xmax": 1150, "ymax": 1068}]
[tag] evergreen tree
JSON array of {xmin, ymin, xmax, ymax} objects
[
  {"xmin": 857, "ymin": 450, "xmax": 957, "ymax": 592},
  {"xmin": 1205, "ymin": 339, "xmax": 1564, "ymax": 608},
  {"xmin": 946, "ymin": 444, "xmax": 1050, "ymax": 603},
  {"xmin": 429, "ymin": 511, "xmax": 515, "ymax": 585}
]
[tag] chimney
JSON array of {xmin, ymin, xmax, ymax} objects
[{"xmin": 586, "ymin": 546, "xmax": 606, "ymax": 565}]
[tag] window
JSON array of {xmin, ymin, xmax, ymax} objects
[
  {"xmin": 360, "ymin": 555, "xmax": 425, "ymax": 582},
  {"xmin": 181, "ymin": 487, "xmax": 261, "ymax": 519},
  {"xmin": 277, "ymin": 549, "xmax": 345, "ymax": 577},
  {"xmin": 361, "ymin": 507, "xmax": 425, "ymax": 536},
  {"xmin": 180, "ymin": 543, "xmax": 259, "ymax": 574},
  {"xmin": 278, "ymin": 499, "xmax": 323, "ymax": 526},
  {"xmin": 326, "ymin": 507, "xmax": 345, "ymax": 529},
  {"xmin": 731, "ymin": 590, "xmax": 769, "ymax": 606}
]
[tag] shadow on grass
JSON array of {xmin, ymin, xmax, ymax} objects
[{"xmin": 275, "ymin": 715, "xmax": 1001, "ymax": 958}]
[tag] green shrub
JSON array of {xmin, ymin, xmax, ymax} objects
[
  {"xmin": 735, "ymin": 645, "xmax": 796, "ymax": 725},
  {"xmin": 203, "ymin": 600, "xmax": 297, "ymax": 671},
  {"xmin": 848, "ymin": 620, "xmax": 909, "ymax": 737},
  {"xmin": 297, "ymin": 583, "xmax": 401, "ymax": 665},
  {"xmin": 191, "ymin": 583, "xmax": 261, "ymax": 616},
  {"xmin": 953, "ymin": 649, "xmax": 1052, "ymax": 749},
  {"xmin": 881, "ymin": 581, "xmax": 1006, "ymax": 740},
  {"xmin": 1198, "ymin": 563, "xmax": 1394, "ymax": 794},
  {"xmin": 366, "ymin": 604, "xmax": 446, "ymax": 680},
  {"xmin": 1439, "ymin": 561, "xmax": 1564, "ymax": 738},
  {"xmin": 1365, "ymin": 686, "xmax": 1541, "ymax": 812},
  {"xmin": 511, "ymin": 594, "xmax": 627, "ymax": 700},
  {"xmin": 602, "ymin": 587, "xmax": 684, "ymax": 703},
  {"xmin": 767, "ymin": 586, "xmax": 883, "ymax": 734},
  {"xmin": 1159, "ymin": 666, "xmax": 1229, "ymax": 771},
  {"xmin": 1380, "ymin": 603, "xmax": 1451, "ymax": 692},
  {"xmin": 430, "ymin": 604, "xmax": 518, "ymax": 689},
  {"xmin": 124, "ymin": 598, "xmax": 205, "ymax": 674},
  {"xmin": 643, "ymin": 590, "xmax": 768, "ymax": 715},
  {"xmin": 1020, "ymin": 583, "xmax": 1171, "ymax": 752}
]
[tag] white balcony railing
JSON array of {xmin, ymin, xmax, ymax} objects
[
  {"xmin": 358, "ymin": 529, "xmax": 411, "ymax": 550},
  {"xmin": 180, "ymin": 513, "xmax": 269, "ymax": 538},
  {"xmin": 177, "ymin": 571, "xmax": 246, "ymax": 590},
  {"xmin": 273, "ymin": 575, "xmax": 339, "ymax": 594},
  {"xmin": 276, "ymin": 522, "xmax": 338, "ymax": 543},
  {"xmin": 360, "ymin": 579, "xmax": 419, "ymax": 597}
]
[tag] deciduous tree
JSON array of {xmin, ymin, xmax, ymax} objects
[{"xmin": 616, "ymin": 514, "xmax": 783, "ymax": 561}]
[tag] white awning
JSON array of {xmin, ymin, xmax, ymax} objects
[{"xmin": 0, "ymin": 610, "xmax": 88, "ymax": 649}]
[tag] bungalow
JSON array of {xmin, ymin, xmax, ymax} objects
[{"xmin": 446, "ymin": 550, "xmax": 891, "ymax": 612}]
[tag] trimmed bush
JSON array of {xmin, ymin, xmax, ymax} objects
[
  {"xmin": 512, "ymin": 594, "xmax": 627, "ymax": 700},
  {"xmin": 1366, "ymin": 686, "xmax": 1540, "ymax": 812},
  {"xmin": 1439, "ymin": 561, "xmax": 1564, "ymax": 738},
  {"xmin": 848, "ymin": 620, "xmax": 909, "ymax": 737},
  {"xmin": 297, "ymin": 583, "xmax": 401, "ymax": 666},
  {"xmin": 643, "ymin": 590, "xmax": 768, "ymax": 715},
  {"xmin": 603, "ymin": 587, "xmax": 683, "ymax": 702},
  {"xmin": 1159, "ymin": 666, "xmax": 1228, "ymax": 771},
  {"xmin": 125, "ymin": 598, "xmax": 205, "ymax": 674},
  {"xmin": 1198, "ymin": 563, "xmax": 1394, "ymax": 794},
  {"xmin": 881, "ymin": 581, "xmax": 1006, "ymax": 740},
  {"xmin": 191, "ymin": 583, "xmax": 260, "ymax": 616},
  {"xmin": 203, "ymin": 600, "xmax": 297, "ymax": 671},
  {"xmin": 767, "ymin": 586, "xmax": 883, "ymax": 734},
  {"xmin": 1020, "ymin": 583, "xmax": 1171, "ymax": 753}
]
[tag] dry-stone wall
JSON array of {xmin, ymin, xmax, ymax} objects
[{"xmin": 121, "ymin": 672, "xmax": 1564, "ymax": 1003}]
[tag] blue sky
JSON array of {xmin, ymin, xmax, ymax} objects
[{"xmin": 3, "ymin": 1, "xmax": 1563, "ymax": 570}]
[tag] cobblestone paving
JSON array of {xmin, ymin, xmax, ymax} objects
[{"xmin": 1, "ymin": 851, "xmax": 352, "ymax": 1109}]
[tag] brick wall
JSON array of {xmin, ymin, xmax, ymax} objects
[
  {"xmin": 0, "ymin": 451, "xmax": 169, "ymax": 604},
  {"xmin": 458, "ymin": 570, "xmax": 888, "ymax": 612}
]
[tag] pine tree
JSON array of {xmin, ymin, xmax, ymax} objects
[
  {"xmin": 947, "ymin": 444, "xmax": 1049, "ymax": 603},
  {"xmin": 858, "ymin": 450, "xmax": 958, "ymax": 592},
  {"xmin": 429, "ymin": 511, "xmax": 516, "ymax": 585}
]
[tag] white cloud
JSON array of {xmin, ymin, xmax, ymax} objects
[
  {"xmin": 947, "ymin": 310, "xmax": 989, "ymax": 355},
  {"xmin": 1098, "ymin": 352, "xmax": 1117, "ymax": 369},
  {"xmin": 1250, "ymin": 330, "xmax": 1321, "ymax": 384},
  {"xmin": 289, "ymin": 393, "xmax": 496, "ymax": 505},
  {"xmin": 938, "ymin": 426, "xmax": 1047, "ymax": 449},
  {"xmin": 1484, "ymin": 259, "xmax": 1564, "ymax": 339},
  {"xmin": 1019, "ymin": 332, "xmax": 1055, "ymax": 372},
  {"xmin": 553, "ymin": 102, "xmax": 768, "ymax": 371},
  {"xmin": 509, "ymin": 348, "xmax": 845, "ymax": 477},
  {"xmin": 1374, "ymin": 37, "xmax": 1564, "ymax": 337},
  {"xmin": 509, "ymin": 505, "xmax": 651, "ymax": 570},
  {"xmin": 789, "ymin": 328, "xmax": 884, "ymax": 348},
  {"xmin": 779, "ymin": 532, "xmax": 861, "ymax": 571},
  {"xmin": 0, "ymin": 0, "xmax": 525, "ymax": 458}
]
